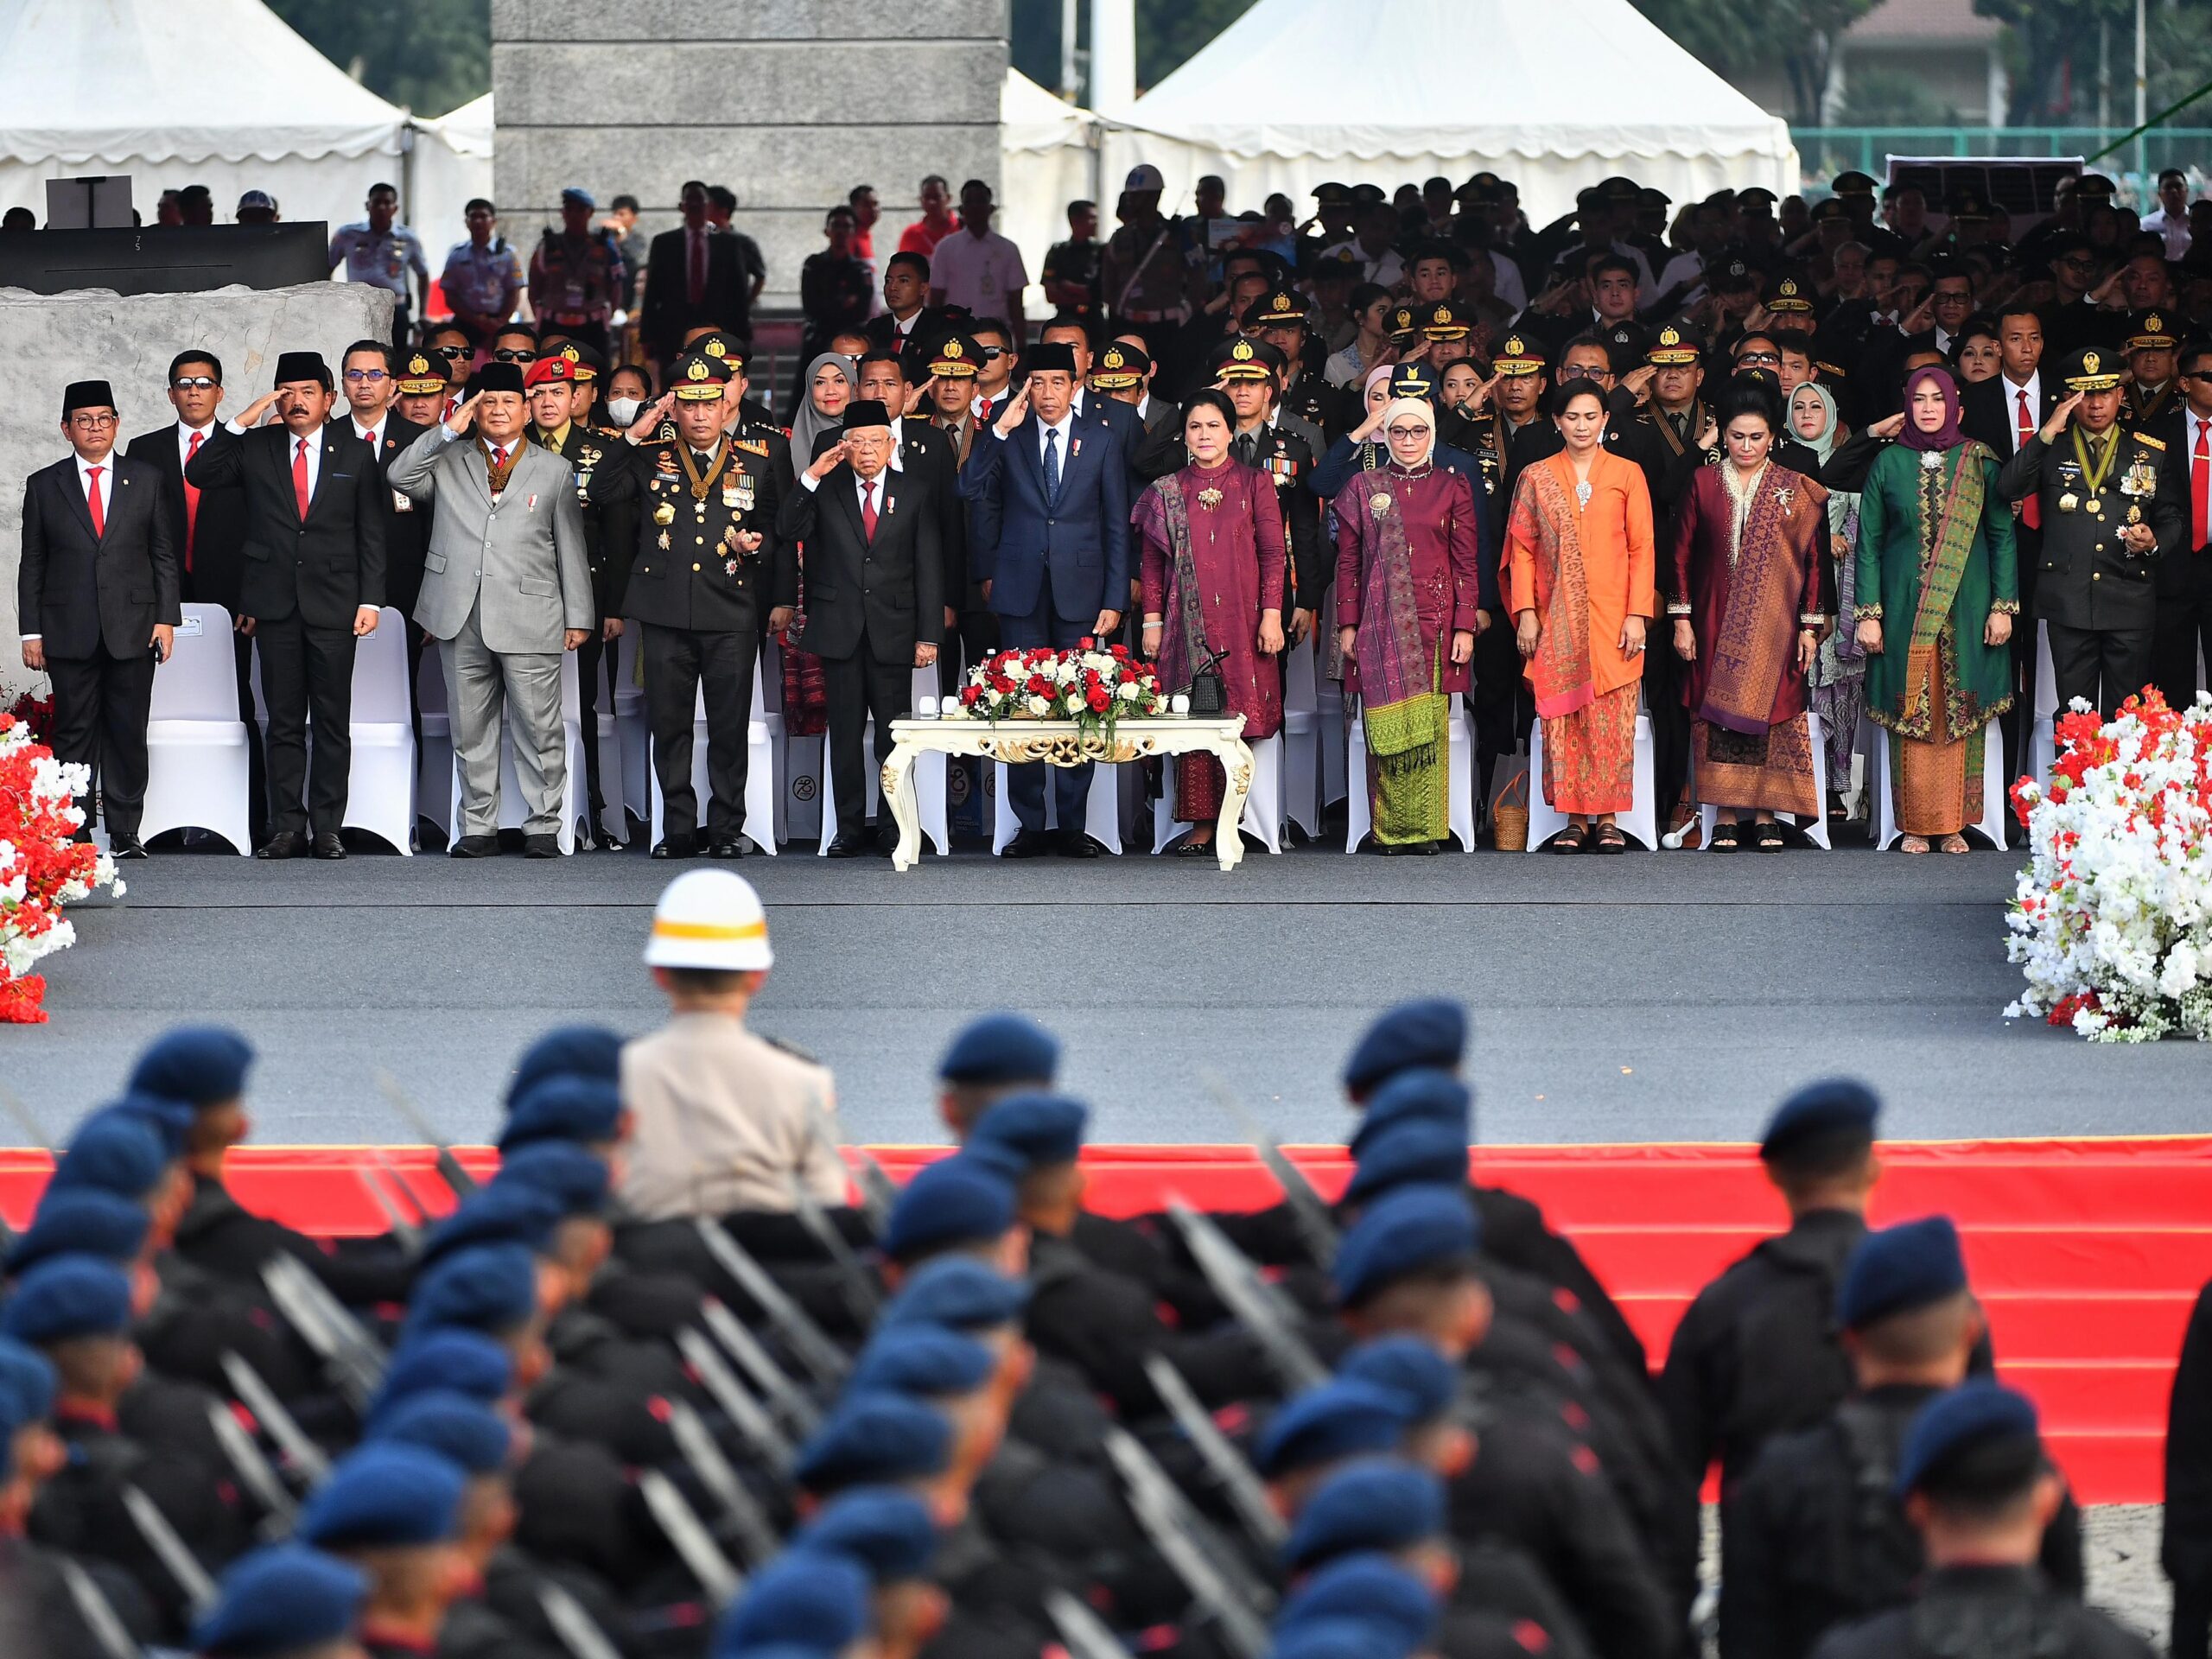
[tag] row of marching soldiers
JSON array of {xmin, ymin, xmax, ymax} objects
[{"xmin": 0, "ymin": 903, "xmax": 2167, "ymax": 1656}]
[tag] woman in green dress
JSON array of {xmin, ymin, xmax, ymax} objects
[{"xmin": 1852, "ymin": 365, "xmax": 2019, "ymax": 853}]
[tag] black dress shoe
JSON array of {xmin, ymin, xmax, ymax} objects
[
  {"xmin": 109, "ymin": 835, "xmax": 148, "ymax": 861},
  {"xmin": 1057, "ymin": 830, "xmax": 1101, "ymax": 859},
  {"xmin": 522, "ymin": 834, "xmax": 562, "ymax": 859},
  {"xmin": 1002, "ymin": 827, "xmax": 1052, "ymax": 859},
  {"xmin": 708, "ymin": 836, "xmax": 747, "ymax": 860},
  {"xmin": 449, "ymin": 834, "xmax": 501, "ymax": 859},
  {"xmin": 311, "ymin": 832, "xmax": 346, "ymax": 860},
  {"xmin": 651, "ymin": 835, "xmax": 696, "ymax": 860},
  {"xmin": 876, "ymin": 826, "xmax": 902, "ymax": 857},
  {"xmin": 825, "ymin": 832, "xmax": 871, "ymax": 858},
  {"xmin": 254, "ymin": 831, "xmax": 303, "ymax": 860}
]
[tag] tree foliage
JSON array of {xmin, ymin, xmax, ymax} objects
[
  {"xmin": 264, "ymin": 0, "xmax": 489, "ymax": 116},
  {"xmin": 1631, "ymin": 0, "xmax": 1878, "ymax": 125}
]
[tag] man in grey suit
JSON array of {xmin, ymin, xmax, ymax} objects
[{"xmin": 389, "ymin": 361, "xmax": 592, "ymax": 858}]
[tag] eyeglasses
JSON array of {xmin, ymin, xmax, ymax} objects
[
  {"xmin": 69, "ymin": 412, "xmax": 118, "ymax": 428},
  {"xmin": 2183, "ymin": 371, "xmax": 2212, "ymax": 383},
  {"xmin": 1559, "ymin": 364, "xmax": 1611, "ymax": 381},
  {"xmin": 493, "ymin": 348, "xmax": 537, "ymax": 363},
  {"xmin": 432, "ymin": 346, "xmax": 471, "ymax": 359},
  {"xmin": 1736, "ymin": 351, "xmax": 1781, "ymax": 366},
  {"xmin": 343, "ymin": 368, "xmax": 389, "ymax": 382},
  {"xmin": 2061, "ymin": 256, "xmax": 2098, "ymax": 270},
  {"xmin": 170, "ymin": 376, "xmax": 218, "ymax": 390},
  {"xmin": 1384, "ymin": 424, "xmax": 1429, "ymax": 439},
  {"xmin": 979, "ymin": 347, "xmax": 1006, "ymax": 360}
]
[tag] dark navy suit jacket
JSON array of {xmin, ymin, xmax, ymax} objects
[{"xmin": 957, "ymin": 412, "xmax": 1129, "ymax": 623}]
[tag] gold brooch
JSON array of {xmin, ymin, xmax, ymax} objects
[
  {"xmin": 1197, "ymin": 486, "xmax": 1223, "ymax": 510},
  {"xmin": 1371, "ymin": 493, "xmax": 1393, "ymax": 514},
  {"xmin": 652, "ymin": 503, "xmax": 675, "ymax": 525}
]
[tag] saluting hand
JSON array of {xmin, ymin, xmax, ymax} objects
[
  {"xmin": 993, "ymin": 381, "xmax": 1032, "ymax": 440},
  {"xmin": 1867, "ymin": 412, "xmax": 1906, "ymax": 440},
  {"xmin": 805, "ymin": 440, "xmax": 850, "ymax": 481},
  {"xmin": 445, "ymin": 391, "xmax": 483, "ymax": 435},
  {"xmin": 237, "ymin": 390, "xmax": 283, "ymax": 428},
  {"xmin": 903, "ymin": 378, "xmax": 935, "ymax": 418},
  {"xmin": 627, "ymin": 392, "xmax": 675, "ymax": 443},
  {"xmin": 2039, "ymin": 392, "xmax": 2084, "ymax": 443},
  {"xmin": 1619, "ymin": 365, "xmax": 1657, "ymax": 405},
  {"xmin": 1469, "ymin": 370, "xmax": 1503, "ymax": 415}
]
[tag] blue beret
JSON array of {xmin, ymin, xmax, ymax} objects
[
  {"xmin": 47, "ymin": 1112, "xmax": 169, "ymax": 1199},
  {"xmin": 1277, "ymin": 1553, "xmax": 1440, "ymax": 1649},
  {"xmin": 716, "ymin": 1549, "xmax": 872, "ymax": 1653},
  {"xmin": 1894, "ymin": 1382, "xmax": 2040, "ymax": 1498},
  {"xmin": 1271, "ymin": 1617, "xmax": 1421, "ymax": 1659},
  {"xmin": 0, "ymin": 1338, "xmax": 58, "ymax": 1423},
  {"xmin": 97, "ymin": 1095, "xmax": 197, "ymax": 1161},
  {"xmin": 499, "ymin": 1074, "xmax": 624, "ymax": 1153},
  {"xmin": 879, "ymin": 1258, "xmax": 1029, "ymax": 1332},
  {"xmin": 1839, "ymin": 1217, "xmax": 1969, "ymax": 1330},
  {"xmin": 9, "ymin": 1187, "xmax": 150, "ymax": 1273},
  {"xmin": 422, "ymin": 1185, "xmax": 561, "ymax": 1266},
  {"xmin": 1283, "ymin": 1460, "xmax": 1446, "ymax": 1572},
  {"xmin": 881, "ymin": 1157, "xmax": 1014, "ymax": 1263},
  {"xmin": 849, "ymin": 1325, "xmax": 995, "ymax": 1398},
  {"xmin": 938, "ymin": 1013, "xmax": 1059, "ymax": 1085},
  {"xmin": 368, "ymin": 1388, "xmax": 513, "ymax": 1474},
  {"xmin": 965, "ymin": 1091, "xmax": 1088, "ymax": 1176},
  {"xmin": 301, "ymin": 1443, "xmax": 467, "ymax": 1549},
  {"xmin": 492, "ymin": 1142, "xmax": 612, "ymax": 1217},
  {"xmin": 0, "ymin": 1255, "xmax": 134, "ymax": 1344},
  {"xmin": 1344, "ymin": 1120, "xmax": 1469, "ymax": 1207},
  {"xmin": 127, "ymin": 1026, "xmax": 256, "ymax": 1107},
  {"xmin": 507, "ymin": 1026, "xmax": 625, "ymax": 1106},
  {"xmin": 1337, "ymin": 1337, "xmax": 1459, "ymax": 1424},
  {"xmin": 1255, "ymin": 1381, "xmax": 1411, "ymax": 1478},
  {"xmin": 1343, "ymin": 1001, "xmax": 1466, "ymax": 1094},
  {"xmin": 191, "ymin": 1544, "xmax": 367, "ymax": 1658},
  {"xmin": 406, "ymin": 1243, "xmax": 539, "ymax": 1336},
  {"xmin": 792, "ymin": 1486, "xmax": 939, "ymax": 1581},
  {"xmin": 796, "ymin": 1393, "xmax": 952, "ymax": 1492},
  {"xmin": 1349, "ymin": 1069, "xmax": 1471, "ymax": 1159},
  {"xmin": 1760, "ymin": 1077, "xmax": 1880, "ymax": 1164},
  {"xmin": 1332, "ymin": 1185, "xmax": 1479, "ymax": 1307},
  {"xmin": 370, "ymin": 1330, "xmax": 513, "ymax": 1417}
]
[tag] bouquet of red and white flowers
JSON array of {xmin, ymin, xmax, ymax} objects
[
  {"xmin": 0, "ymin": 711, "xmax": 122, "ymax": 1024},
  {"xmin": 2005, "ymin": 689, "xmax": 2212, "ymax": 1041},
  {"xmin": 944, "ymin": 639, "xmax": 1179, "ymax": 736}
]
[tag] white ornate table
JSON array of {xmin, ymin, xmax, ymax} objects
[{"xmin": 882, "ymin": 715, "xmax": 1254, "ymax": 871}]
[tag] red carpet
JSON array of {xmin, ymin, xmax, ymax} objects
[{"xmin": 4, "ymin": 1135, "xmax": 2196, "ymax": 1503}]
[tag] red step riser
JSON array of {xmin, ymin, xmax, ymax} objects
[{"xmin": 1615, "ymin": 1293, "xmax": 2202, "ymax": 1367}]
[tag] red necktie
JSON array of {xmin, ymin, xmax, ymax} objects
[
  {"xmin": 2194, "ymin": 420, "xmax": 2209, "ymax": 552},
  {"xmin": 861, "ymin": 478, "xmax": 880, "ymax": 543},
  {"xmin": 183, "ymin": 430, "xmax": 203, "ymax": 571},
  {"xmin": 293, "ymin": 437, "xmax": 311, "ymax": 520},
  {"xmin": 689, "ymin": 230, "xmax": 707, "ymax": 307},
  {"xmin": 85, "ymin": 466, "xmax": 105, "ymax": 537},
  {"xmin": 2016, "ymin": 389, "xmax": 2040, "ymax": 530}
]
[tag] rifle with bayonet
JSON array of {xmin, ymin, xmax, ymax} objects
[
  {"xmin": 784, "ymin": 1174, "xmax": 881, "ymax": 1330},
  {"xmin": 801, "ymin": 1088, "xmax": 894, "ymax": 1235},
  {"xmin": 1141, "ymin": 1354, "xmax": 1286, "ymax": 1550},
  {"xmin": 689, "ymin": 1219, "xmax": 847, "ymax": 1389},
  {"xmin": 1163, "ymin": 1201, "xmax": 1329, "ymax": 1393},
  {"xmin": 638, "ymin": 1467, "xmax": 743, "ymax": 1606},
  {"xmin": 374, "ymin": 1069, "xmax": 479, "ymax": 1198},
  {"xmin": 1102, "ymin": 1427, "xmax": 1272, "ymax": 1659},
  {"xmin": 675, "ymin": 1325, "xmax": 795, "ymax": 1475},
  {"xmin": 221, "ymin": 1351, "xmax": 333, "ymax": 1485},
  {"xmin": 121, "ymin": 1484, "xmax": 217, "ymax": 1616},
  {"xmin": 1198, "ymin": 1066, "xmax": 1338, "ymax": 1267},
  {"xmin": 261, "ymin": 1255, "xmax": 385, "ymax": 1410},
  {"xmin": 664, "ymin": 1398, "xmax": 783, "ymax": 1567},
  {"xmin": 701, "ymin": 1299, "xmax": 821, "ymax": 1436}
]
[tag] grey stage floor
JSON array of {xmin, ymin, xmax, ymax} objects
[{"xmin": 11, "ymin": 837, "xmax": 2207, "ymax": 1148}]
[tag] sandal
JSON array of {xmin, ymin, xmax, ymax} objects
[
  {"xmin": 1939, "ymin": 833, "xmax": 1971, "ymax": 855},
  {"xmin": 1754, "ymin": 822, "xmax": 1785, "ymax": 852},
  {"xmin": 1899, "ymin": 835, "xmax": 1930, "ymax": 855},
  {"xmin": 1592, "ymin": 823, "xmax": 1628, "ymax": 854},
  {"xmin": 1708, "ymin": 822, "xmax": 1741, "ymax": 852},
  {"xmin": 1549, "ymin": 824, "xmax": 1586, "ymax": 854},
  {"xmin": 1175, "ymin": 836, "xmax": 1216, "ymax": 857}
]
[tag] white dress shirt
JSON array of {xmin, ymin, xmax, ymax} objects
[
  {"xmin": 227, "ymin": 419, "xmax": 323, "ymax": 499},
  {"xmin": 177, "ymin": 418, "xmax": 218, "ymax": 470},
  {"xmin": 351, "ymin": 414, "xmax": 388, "ymax": 449},
  {"xmin": 2000, "ymin": 371, "xmax": 2043, "ymax": 454},
  {"xmin": 1034, "ymin": 411, "xmax": 1075, "ymax": 482}
]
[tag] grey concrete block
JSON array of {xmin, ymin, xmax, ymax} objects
[
  {"xmin": 495, "ymin": 41, "xmax": 1000, "ymax": 126},
  {"xmin": 0, "ymin": 282, "xmax": 392, "ymax": 696},
  {"xmin": 494, "ymin": 0, "xmax": 1005, "ymax": 43}
]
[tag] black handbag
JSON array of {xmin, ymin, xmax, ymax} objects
[{"xmin": 1186, "ymin": 658, "xmax": 1227, "ymax": 717}]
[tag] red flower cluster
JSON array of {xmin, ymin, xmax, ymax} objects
[{"xmin": 0, "ymin": 711, "xmax": 118, "ymax": 1023}]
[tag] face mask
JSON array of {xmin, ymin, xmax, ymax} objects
[{"xmin": 607, "ymin": 397, "xmax": 642, "ymax": 425}]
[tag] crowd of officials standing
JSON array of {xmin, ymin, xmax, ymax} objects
[
  {"xmin": 19, "ymin": 162, "xmax": 2212, "ymax": 857},
  {"xmin": 0, "ymin": 865, "xmax": 2204, "ymax": 1658}
]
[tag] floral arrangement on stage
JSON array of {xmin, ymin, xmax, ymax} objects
[
  {"xmin": 0, "ymin": 711, "xmax": 122, "ymax": 1024},
  {"xmin": 945, "ymin": 641, "xmax": 1180, "ymax": 737},
  {"xmin": 2005, "ymin": 689, "xmax": 2212, "ymax": 1041}
]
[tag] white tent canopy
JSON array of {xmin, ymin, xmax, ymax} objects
[
  {"xmin": 1000, "ymin": 71, "xmax": 1096, "ymax": 291},
  {"xmin": 410, "ymin": 92, "xmax": 494, "ymax": 257},
  {"xmin": 1104, "ymin": 0, "xmax": 1796, "ymax": 221},
  {"xmin": 0, "ymin": 0, "xmax": 413, "ymax": 234}
]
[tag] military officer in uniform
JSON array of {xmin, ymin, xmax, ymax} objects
[
  {"xmin": 2123, "ymin": 310, "xmax": 2181, "ymax": 425},
  {"xmin": 524, "ymin": 352, "xmax": 630, "ymax": 847},
  {"xmin": 1998, "ymin": 346, "xmax": 2185, "ymax": 719},
  {"xmin": 589, "ymin": 352, "xmax": 780, "ymax": 858},
  {"xmin": 1640, "ymin": 321, "xmax": 1710, "ymax": 831},
  {"xmin": 1243, "ymin": 285, "xmax": 1338, "ymax": 435}
]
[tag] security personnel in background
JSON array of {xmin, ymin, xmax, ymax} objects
[
  {"xmin": 524, "ymin": 352, "xmax": 629, "ymax": 848},
  {"xmin": 1089, "ymin": 339, "xmax": 1172, "ymax": 435},
  {"xmin": 2124, "ymin": 310, "xmax": 2181, "ymax": 424},
  {"xmin": 1243, "ymin": 286, "xmax": 1338, "ymax": 435},
  {"xmin": 1217, "ymin": 335, "xmax": 1326, "ymax": 632},
  {"xmin": 694, "ymin": 330, "xmax": 785, "ymax": 449},
  {"xmin": 526, "ymin": 187, "xmax": 626, "ymax": 361},
  {"xmin": 1422, "ymin": 300, "xmax": 1480, "ymax": 372},
  {"xmin": 1467, "ymin": 333, "xmax": 1549, "ymax": 519},
  {"xmin": 1640, "ymin": 321, "xmax": 1709, "ymax": 833},
  {"xmin": 1807, "ymin": 1386, "xmax": 2152, "ymax": 1659},
  {"xmin": 588, "ymin": 351, "xmax": 780, "ymax": 859},
  {"xmin": 1721, "ymin": 1218, "xmax": 2074, "ymax": 1659},
  {"xmin": 1997, "ymin": 345, "xmax": 2185, "ymax": 719}
]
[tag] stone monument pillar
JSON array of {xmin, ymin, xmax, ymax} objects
[{"xmin": 490, "ymin": 0, "xmax": 1011, "ymax": 311}]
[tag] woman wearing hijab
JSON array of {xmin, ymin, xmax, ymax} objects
[
  {"xmin": 1853, "ymin": 364, "xmax": 2018, "ymax": 854},
  {"xmin": 1790, "ymin": 382, "xmax": 1869, "ymax": 811},
  {"xmin": 1137, "ymin": 390, "xmax": 1288, "ymax": 855},
  {"xmin": 779, "ymin": 353, "xmax": 860, "ymax": 745},
  {"xmin": 1668, "ymin": 378, "xmax": 1829, "ymax": 850},
  {"xmin": 1507, "ymin": 381, "xmax": 1657, "ymax": 853},
  {"xmin": 1334, "ymin": 397, "xmax": 1482, "ymax": 853}
]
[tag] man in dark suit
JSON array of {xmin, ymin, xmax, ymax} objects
[
  {"xmin": 957, "ymin": 340, "xmax": 1130, "ymax": 857},
  {"xmin": 187, "ymin": 351, "xmax": 388, "ymax": 861},
  {"xmin": 124, "ymin": 349, "xmax": 264, "ymax": 844},
  {"xmin": 640, "ymin": 181, "xmax": 752, "ymax": 373},
  {"xmin": 846, "ymin": 349, "xmax": 964, "ymax": 665},
  {"xmin": 776, "ymin": 399, "xmax": 943, "ymax": 855},
  {"xmin": 334, "ymin": 339, "xmax": 432, "ymax": 779},
  {"xmin": 2152, "ymin": 340, "xmax": 2212, "ymax": 710},
  {"xmin": 18, "ymin": 378, "xmax": 181, "ymax": 857}
]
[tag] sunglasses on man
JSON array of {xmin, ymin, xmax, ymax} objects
[
  {"xmin": 493, "ymin": 348, "xmax": 537, "ymax": 363},
  {"xmin": 170, "ymin": 376, "xmax": 219, "ymax": 390}
]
